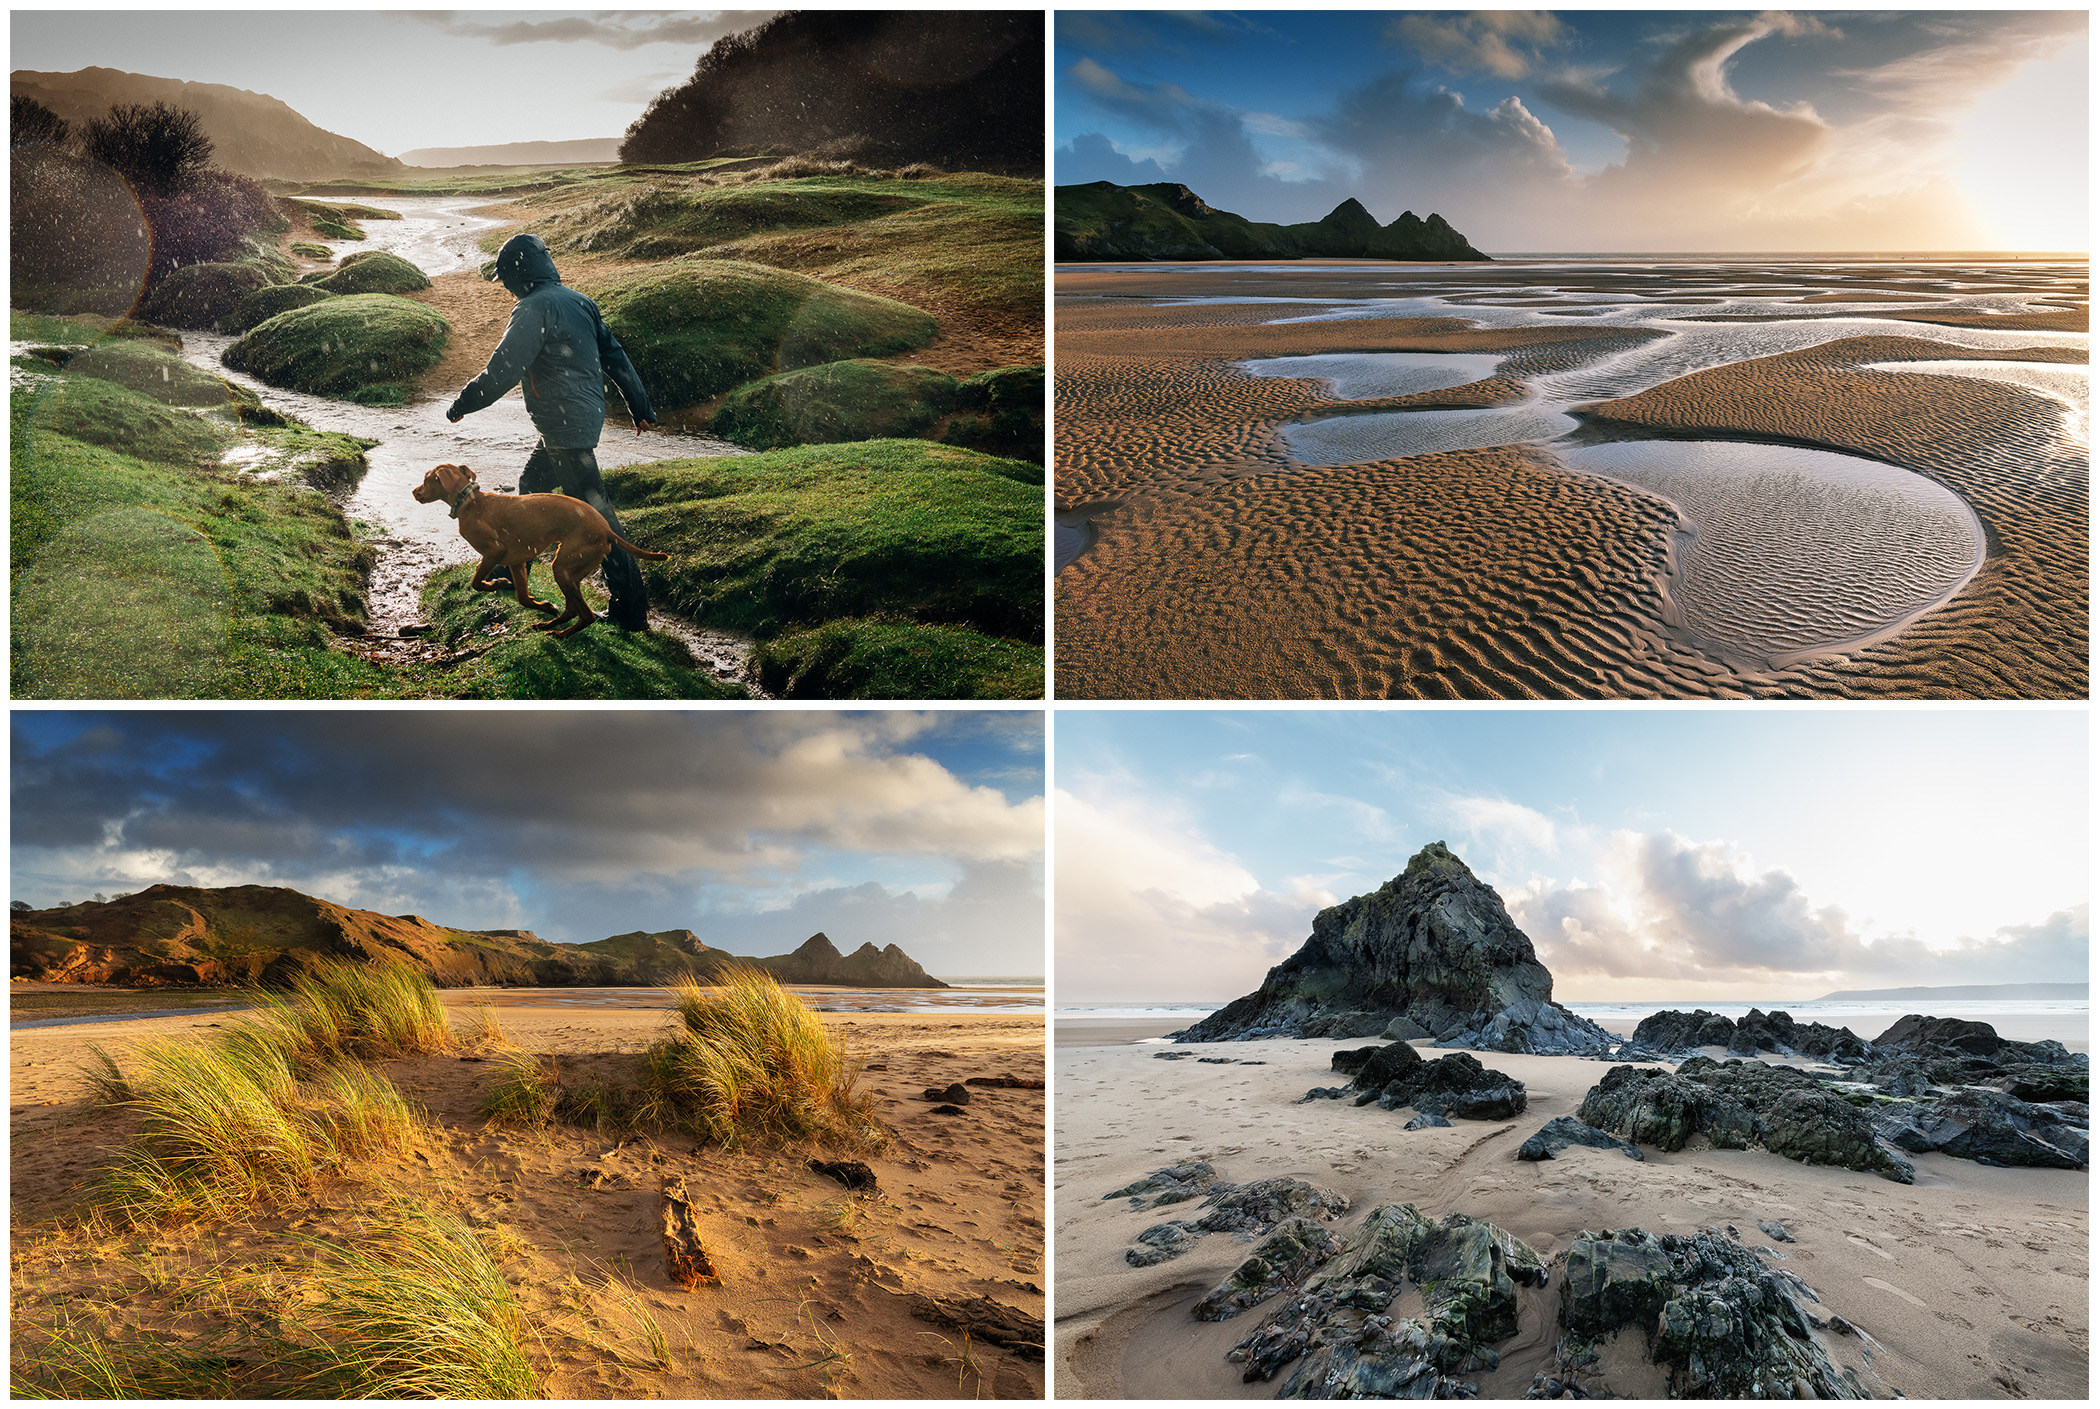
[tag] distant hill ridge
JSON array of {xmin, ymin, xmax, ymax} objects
[
  {"xmin": 9, "ymin": 884, "xmax": 946, "ymax": 989},
  {"xmin": 398, "ymin": 138, "xmax": 622, "ymax": 168},
  {"xmin": 1055, "ymin": 180, "xmax": 1489, "ymax": 263},
  {"xmin": 1814, "ymin": 982, "xmax": 2087, "ymax": 1002},
  {"xmin": 11, "ymin": 67, "xmax": 402, "ymax": 182}
]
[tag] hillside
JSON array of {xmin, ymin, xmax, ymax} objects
[
  {"xmin": 1054, "ymin": 180, "xmax": 1489, "ymax": 262},
  {"xmin": 9, "ymin": 884, "xmax": 948, "ymax": 989},
  {"xmin": 10, "ymin": 66, "xmax": 402, "ymax": 181},
  {"xmin": 1814, "ymin": 982, "xmax": 2088, "ymax": 1002},
  {"xmin": 398, "ymin": 138, "xmax": 621, "ymax": 168}
]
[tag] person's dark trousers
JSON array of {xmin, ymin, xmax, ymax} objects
[{"xmin": 493, "ymin": 444, "xmax": 649, "ymax": 630}]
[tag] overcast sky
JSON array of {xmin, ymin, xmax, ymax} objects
[
  {"xmin": 10, "ymin": 9, "xmax": 780, "ymax": 155},
  {"xmin": 12, "ymin": 711, "xmax": 1045, "ymax": 979},
  {"xmin": 1055, "ymin": 10, "xmax": 2088, "ymax": 252},
  {"xmin": 1057, "ymin": 709, "xmax": 2088, "ymax": 1003}
]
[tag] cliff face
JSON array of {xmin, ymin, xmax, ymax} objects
[
  {"xmin": 1054, "ymin": 181, "xmax": 1489, "ymax": 262},
  {"xmin": 10, "ymin": 885, "xmax": 947, "ymax": 989},
  {"xmin": 1175, "ymin": 843, "xmax": 1612, "ymax": 1054},
  {"xmin": 11, "ymin": 67, "xmax": 404, "ymax": 182}
]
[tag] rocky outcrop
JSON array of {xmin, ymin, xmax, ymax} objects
[
  {"xmin": 1576, "ymin": 1059, "xmax": 1914, "ymax": 1182},
  {"xmin": 1102, "ymin": 1160, "xmax": 1217, "ymax": 1212},
  {"xmin": 1174, "ymin": 843, "xmax": 1615, "ymax": 1056},
  {"xmin": 1351, "ymin": 1049, "xmax": 1528, "ymax": 1120},
  {"xmin": 1193, "ymin": 1217, "xmax": 1346, "ymax": 1322},
  {"xmin": 1871, "ymin": 1013, "xmax": 2081, "ymax": 1067},
  {"xmin": 1557, "ymin": 1228, "xmax": 1865, "ymax": 1398},
  {"xmin": 1876, "ymin": 1088, "xmax": 2088, "ymax": 1169},
  {"xmin": 1621, "ymin": 1007, "xmax": 1867, "ymax": 1061},
  {"xmin": 9, "ymin": 885, "xmax": 947, "ymax": 988},
  {"xmin": 1517, "ymin": 1115, "xmax": 1644, "ymax": 1162},
  {"xmin": 1055, "ymin": 181, "xmax": 1490, "ymax": 263},
  {"xmin": 1122, "ymin": 1175, "xmax": 1349, "ymax": 1268}
]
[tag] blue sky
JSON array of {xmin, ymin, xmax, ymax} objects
[
  {"xmin": 11, "ymin": 10, "xmax": 781, "ymax": 155},
  {"xmin": 12, "ymin": 711, "xmax": 1044, "ymax": 978},
  {"xmin": 1056, "ymin": 708, "xmax": 2088, "ymax": 1002},
  {"xmin": 1054, "ymin": 10, "xmax": 2087, "ymax": 251}
]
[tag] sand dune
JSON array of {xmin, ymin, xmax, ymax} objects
[{"xmin": 1054, "ymin": 1023, "xmax": 2088, "ymax": 1400}]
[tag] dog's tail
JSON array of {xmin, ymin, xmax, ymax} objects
[{"xmin": 610, "ymin": 532, "xmax": 671, "ymax": 562}]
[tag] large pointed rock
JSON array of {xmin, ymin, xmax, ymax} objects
[{"xmin": 1172, "ymin": 843, "xmax": 1614, "ymax": 1054}]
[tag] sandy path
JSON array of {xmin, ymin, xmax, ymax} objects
[
  {"xmin": 1053, "ymin": 1025, "xmax": 2087, "ymax": 1400},
  {"xmin": 1054, "ymin": 269, "xmax": 2087, "ymax": 700},
  {"xmin": 13, "ymin": 1001, "xmax": 1046, "ymax": 1399}
]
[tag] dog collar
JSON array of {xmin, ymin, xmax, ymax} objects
[{"xmin": 447, "ymin": 482, "xmax": 478, "ymax": 519}]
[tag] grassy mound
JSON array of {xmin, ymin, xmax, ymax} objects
[
  {"xmin": 309, "ymin": 250, "xmax": 431, "ymax": 295},
  {"xmin": 135, "ymin": 261, "xmax": 277, "ymax": 331},
  {"xmin": 290, "ymin": 240, "xmax": 333, "ymax": 258},
  {"xmin": 222, "ymin": 294, "xmax": 449, "ymax": 403},
  {"xmin": 407, "ymin": 565, "xmax": 747, "ymax": 700},
  {"xmin": 24, "ymin": 373, "xmax": 234, "ymax": 467},
  {"xmin": 584, "ymin": 259, "xmax": 936, "ymax": 409},
  {"xmin": 712, "ymin": 358, "xmax": 959, "ymax": 449},
  {"xmin": 546, "ymin": 181, "xmax": 928, "ymax": 258},
  {"xmin": 606, "ymin": 439, "xmax": 1042, "ymax": 643},
  {"xmin": 59, "ymin": 339, "xmax": 259, "ymax": 414},
  {"xmin": 753, "ymin": 618, "xmax": 1044, "ymax": 699},
  {"xmin": 942, "ymin": 364, "xmax": 1044, "ymax": 464},
  {"xmin": 228, "ymin": 281, "xmax": 337, "ymax": 333}
]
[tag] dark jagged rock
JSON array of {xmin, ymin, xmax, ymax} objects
[
  {"xmin": 808, "ymin": 1158, "xmax": 877, "ymax": 1191},
  {"xmin": 1404, "ymin": 1112, "xmax": 1454, "ymax": 1130},
  {"xmin": 930, "ymin": 1103, "xmax": 965, "ymax": 1115},
  {"xmin": 1876, "ymin": 1088, "xmax": 2088, "ymax": 1169},
  {"xmin": 1758, "ymin": 1221, "xmax": 1794, "ymax": 1243},
  {"xmin": 1627, "ymin": 1008, "xmax": 1739, "ymax": 1054},
  {"xmin": 1576, "ymin": 1060, "xmax": 1913, "ymax": 1182},
  {"xmin": 1055, "ymin": 180, "xmax": 1491, "ymax": 263},
  {"xmin": 1558, "ymin": 1228, "xmax": 1864, "ymax": 1398},
  {"xmin": 1994, "ymin": 1064, "xmax": 2089, "ymax": 1102},
  {"xmin": 1625, "ymin": 1007, "xmax": 1869, "ymax": 1062},
  {"xmin": 1198, "ymin": 1056, "xmax": 1237, "ymax": 1064},
  {"xmin": 1352, "ymin": 1049, "xmax": 1526, "ymax": 1120},
  {"xmin": 1872, "ymin": 1013, "xmax": 2083, "ymax": 1067},
  {"xmin": 1126, "ymin": 1220, "xmax": 1200, "ymax": 1267},
  {"xmin": 1517, "ymin": 1116, "xmax": 1644, "ymax": 1163},
  {"xmin": 1228, "ymin": 1203, "xmax": 1544, "ymax": 1393},
  {"xmin": 922, "ymin": 1082, "xmax": 969, "ymax": 1104},
  {"xmin": 1339, "ymin": 1039, "xmax": 1421, "ymax": 1089},
  {"xmin": 1174, "ymin": 843, "xmax": 1614, "ymax": 1057},
  {"xmin": 1300, "ymin": 1087, "xmax": 1351, "ymax": 1103},
  {"xmin": 1103, "ymin": 1160, "xmax": 1217, "ymax": 1211},
  {"xmin": 1122, "ymin": 1175, "xmax": 1349, "ymax": 1267},
  {"xmin": 1193, "ymin": 1216, "xmax": 1348, "ymax": 1322}
]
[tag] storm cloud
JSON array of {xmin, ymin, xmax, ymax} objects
[{"xmin": 11, "ymin": 712, "xmax": 1044, "ymax": 975}]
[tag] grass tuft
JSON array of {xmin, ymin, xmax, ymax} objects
[{"xmin": 480, "ymin": 1051, "xmax": 560, "ymax": 1129}]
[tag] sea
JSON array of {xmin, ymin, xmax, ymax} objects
[{"xmin": 1054, "ymin": 998, "xmax": 2087, "ymax": 1037}]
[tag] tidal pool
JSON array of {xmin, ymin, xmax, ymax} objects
[
  {"xmin": 1556, "ymin": 440, "xmax": 1986, "ymax": 669},
  {"xmin": 1280, "ymin": 403, "xmax": 1579, "ymax": 464},
  {"xmin": 1240, "ymin": 351, "xmax": 1503, "ymax": 401}
]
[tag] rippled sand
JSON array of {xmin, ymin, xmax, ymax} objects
[{"xmin": 1055, "ymin": 263, "xmax": 2087, "ymax": 699}]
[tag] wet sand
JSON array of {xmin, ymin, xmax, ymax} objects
[
  {"xmin": 1054, "ymin": 263, "xmax": 2087, "ymax": 700},
  {"xmin": 1054, "ymin": 1022, "xmax": 2087, "ymax": 1400},
  {"xmin": 13, "ymin": 997, "xmax": 1045, "ymax": 1399}
]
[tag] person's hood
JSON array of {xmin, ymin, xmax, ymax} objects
[{"xmin": 491, "ymin": 234, "xmax": 562, "ymax": 296}]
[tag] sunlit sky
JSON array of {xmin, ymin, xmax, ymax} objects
[
  {"xmin": 12, "ymin": 712, "xmax": 1045, "ymax": 979},
  {"xmin": 1055, "ymin": 10, "xmax": 2088, "ymax": 252},
  {"xmin": 10, "ymin": 10, "xmax": 781, "ymax": 156},
  {"xmin": 1056, "ymin": 709, "xmax": 2089, "ymax": 1003}
]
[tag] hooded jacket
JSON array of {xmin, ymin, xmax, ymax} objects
[{"xmin": 447, "ymin": 234, "xmax": 657, "ymax": 448}]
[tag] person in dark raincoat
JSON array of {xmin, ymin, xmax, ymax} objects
[{"xmin": 446, "ymin": 233, "xmax": 658, "ymax": 631}]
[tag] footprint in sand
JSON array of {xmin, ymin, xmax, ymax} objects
[
  {"xmin": 1846, "ymin": 1234, "xmax": 1893, "ymax": 1260},
  {"xmin": 1864, "ymin": 1276, "xmax": 1926, "ymax": 1308}
]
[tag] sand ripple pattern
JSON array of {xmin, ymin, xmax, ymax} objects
[{"xmin": 1557, "ymin": 442, "xmax": 1984, "ymax": 668}]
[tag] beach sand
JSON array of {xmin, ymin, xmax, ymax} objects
[
  {"xmin": 12, "ymin": 993, "xmax": 1045, "ymax": 1399},
  {"xmin": 1053, "ymin": 1021, "xmax": 2087, "ymax": 1400},
  {"xmin": 1054, "ymin": 265, "xmax": 2087, "ymax": 700}
]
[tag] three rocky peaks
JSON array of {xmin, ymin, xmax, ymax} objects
[{"xmin": 1055, "ymin": 180, "xmax": 1489, "ymax": 262}]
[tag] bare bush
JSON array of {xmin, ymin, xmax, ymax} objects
[{"xmin": 82, "ymin": 101, "xmax": 214, "ymax": 197}]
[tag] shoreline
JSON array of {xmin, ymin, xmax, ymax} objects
[{"xmin": 1053, "ymin": 1028, "xmax": 2087, "ymax": 1399}]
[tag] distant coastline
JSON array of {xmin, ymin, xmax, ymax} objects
[{"xmin": 1814, "ymin": 981, "xmax": 2086, "ymax": 1001}]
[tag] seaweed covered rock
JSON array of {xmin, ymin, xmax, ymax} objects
[
  {"xmin": 1358, "ymin": 1050, "xmax": 1527, "ymax": 1121},
  {"xmin": 1994, "ymin": 1064, "xmax": 2090, "ymax": 1103},
  {"xmin": 1518, "ymin": 1115, "xmax": 1644, "ymax": 1162},
  {"xmin": 1557, "ymin": 1228, "xmax": 1864, "ymax": 1398},
  {"xmin": 1193, "ymin": 1216, "xmax": 1346, "ymax": 1322},
  {"xmin": 307, "ymin": 249, "xmax": 431, "ymax": 295},
  {"xmin": 222, "ymin": 293, "xmax": 449, "ymax": 403},
  {"xmin": 1174, "ymin": 843, "xmax": 1616, "ymax": 1056},
  {"xmin": 1227, "ymin": 1204, "xmax": 1544, "ymax": 1394},
  {"xmin": 137, "ymin": 261, "xmax": 277, "ymax": 331},
  {"xmin": 587, "ymin": 260, "xmax": 937, "ymax": 410},
  {"xmin": 1876, "ymin": 1088, "xmax": 2088, "ymax": 1169},
  {"xmin": 226, "ymin": 282, "xmax": 337, "ymax": 334},
  {"xmin": 1577, "ymin": 1060, "xmax": 1912, "ymax": 1182}
]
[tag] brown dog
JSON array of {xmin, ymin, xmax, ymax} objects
[{"xmin": 412, "ymin": 462, "xmax": 668, "ymax": 638}]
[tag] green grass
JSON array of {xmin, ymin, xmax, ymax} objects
[
  {"xmin": 406, "ymin": 565, "xmax": 748, "ymax": 700},
  {"xmin": 752, "ymin": 617, "xmax": 1044, "ymax": 699},
  {"xmin": 300, "ymin": 1209, "xmax": 539, "ymax": 1399},
  {"xmin": 605, "ymin": 440, "xmax": 1043, "ymax": 642},
  {"xmin": 288, "ymin": 197, "xmax": 403, "ymax": 222},
  {"xmin": 307, "ymin": 250, "xmax": 430, "ymax": 295},
  {"xmin": 582, "ymin": 259, "xmax": 936, "ymax": 410},
  {"xmin": 480, "ymin": 1052, "xmax": 560, "ymax": 1128},
  {"xmin": 290, "ymin": 240, "xmax": 333, "ymax": 258},
  {"xmin": 271, "ymin": 960, "xmax": 455, "ymax": 1061},
  {"xmin": 223, "ymin": 293, "xmax": 448, "ymax": 402},
  {"xmin": 136, "ymin": 261, "xmax": 279, "ymax": 331},
  {"xmin": 20, "ymin": 370, "xmax": 235, "ymax": 467},
  {"xmin": 713, "ymin": 358, "xmax": 961, "ymax": 450},
  {"xmin": 226, "ymin": 282, "xmax": 336, "ymax": 334}
]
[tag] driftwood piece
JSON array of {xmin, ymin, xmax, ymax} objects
[
  {"xmin": 660, "ymin": 1176, "xmax": 718, "ymax": 1287},
  {"xmin": 900, "ymin": 1292, "xmax": 1044, "ymax": 1361}
]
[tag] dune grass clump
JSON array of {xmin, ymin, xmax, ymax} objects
[
  {"xmin": 222, "ymin": 293, "xmax": 448, "ymax": 403},
  {"xmin": 585, "ymin": 259, "xmax": 935, "ymax": 410},
  {"xmin": 480, "ymin": 1051, "xmax": 560, "ymax": 1128},
  {"xmin": 302, "ymin": 1208, "xmax": 539, "ymax": 1399},
  {"xmin": 272, "ymin": 959, "xmax": 453, "ymax": 1060},
  {"xmin": 643, "ymin": 966, "xmax": 881, "ymax": 1150}
]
